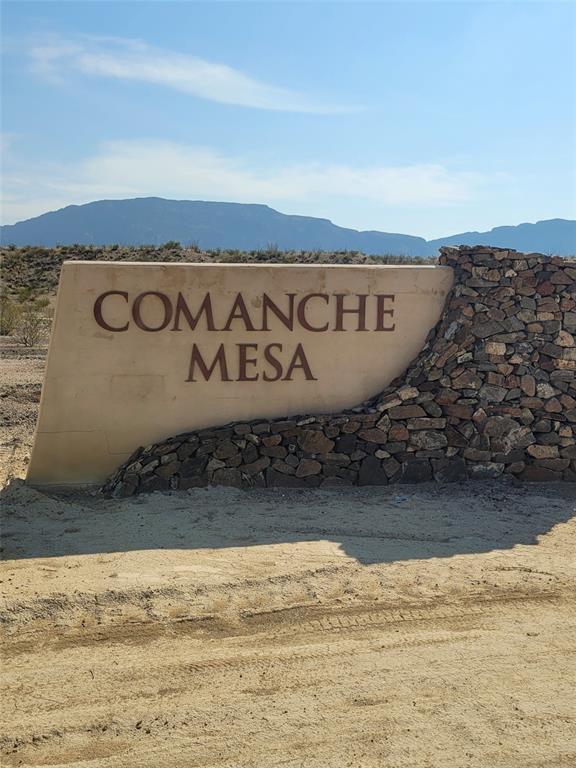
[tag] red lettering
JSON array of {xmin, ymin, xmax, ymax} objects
[
  {"xmin": 375, "ymin": 294, "xmax": 396, "ymax": 331},
  {"xmin": 283, "ymin": 343, "xmax": 317, "ymax": 381},
  {"xmin": 93, "ymin": 291, "xmax": 129, "ymax": 332},
  {"xmin": 261, "ymin": 293, "xmax": 295, "ymax": 331},
  {"xmin": 237, "ymin": 343, "xmax": 259, "ymax": 381},
  {"xmin": 186, "ymin": 344, "xmax": 231, "ymax": 382},
  {"xmin": 263, "ymin": 343, "xmax": 283, "ymax": 382},
  {"xmin": 223, "ymin": 293, "xmax": 256, "ymax": 331},
  {"xmin": 334, "ymin": 294, "xmax": 368, "ymax": 331},
  {"xmin": 132, "ymin": 292, "xmax": 173, "ymax": 332},
  {"xmin": 297, "ymin": 294, "xmax": 329, "ymax": 332},
  {"xmin": 171, "ymin": 293, "xmax": 216, "ymax": 331}
]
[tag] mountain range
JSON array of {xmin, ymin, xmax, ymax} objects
[{"xmin": 1, "ymin": 198, "xmax": 575, "ymax": 256}]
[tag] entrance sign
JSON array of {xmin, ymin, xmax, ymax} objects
[{"xmin": 27, "ymin": 261, "xmax": 453, "ymax": 484}]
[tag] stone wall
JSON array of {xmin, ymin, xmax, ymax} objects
[{"xmin": 103, "ymin": 246, "xmax": 576, "ymax": 497}]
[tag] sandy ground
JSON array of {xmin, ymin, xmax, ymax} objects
[{"xmin": 1, "ymin": 339, "xmax": 576, "ymax": 767}]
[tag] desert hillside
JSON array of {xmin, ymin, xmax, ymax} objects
[{"xmin": 0, "ymin": 244, "xmax": 429, "ymax": 298}]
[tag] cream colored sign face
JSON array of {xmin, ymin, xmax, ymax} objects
[{"xmin": 27, "ymin": 261, "xmax": 453, "ymax": 485}]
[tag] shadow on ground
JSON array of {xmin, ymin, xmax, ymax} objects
[{"xmin": 1, "ymin": 479, "xmax": 574, "ymax": 566}]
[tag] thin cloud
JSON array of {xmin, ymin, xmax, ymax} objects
[
  {"xmin": 29, "ymin": 35, "xmax": 352, "ymax": 113},
  {"xmin": 1, "ymin": 138, "xmax": 501, "ymax": 225}
]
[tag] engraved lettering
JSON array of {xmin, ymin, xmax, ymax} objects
[
  {"xmin": 297, "ymin": 294, "xmax": 329, "ymax": 332},
  {"xmin": 263, "ymin": 343, "xmax": 284, "ymax": 382},
  {"xmin": 237, "ymin": 343, "xmax": 259, "ymax": 381},
  {"xmin": 186, "ymin": 344, "xmax": 231, "ymax": 382},
  {"xmin": 171, "ymin": 293, "xmax": 216, "ymax": 331},
  {"xmin": 375, "ymin": 294, "xmax": 396, "ymax": 331},
  {"xmin": 261, "ymin": 293, "xmax": 295, "ymax": 331},
  {"xmin": 334, "ymin": 294, "xmax": 368, "ymax": 331},
  {"xmin": 283, "ymin": 343, "xmax": 317, "ymax": 381},
  {"xmin": 132, "ymin": 292, "xmax": 173, "ymax": 332},
  {"xmin": 93, "ymin": 291, "xmax": 129, "ymax": 332},
  {"xmin": 223, "ymin": 293, "xmax": 256, "ymax": 331}
]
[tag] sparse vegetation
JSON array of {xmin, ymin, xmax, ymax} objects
[
  {"xmin": 0, "ymin": 285, "xmax": 51, "ymax": 347},
  {"xmin": 2, "ymin": 244, "xmax": 572, "ymax": 327},
  {"xmin": 15, "ymin": 299, "xmax": 51, "ymax": 347},
  {"xmin": 0, "ymin": 244, "xmax": 437, "ymax": 298},
  {"xmin": 0, "ymin": 292, "xmax": 21, "ymax": 336}
]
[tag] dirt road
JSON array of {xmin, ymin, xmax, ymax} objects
[
  {"xmin": 1, "ymin": 339, "xmax": 575, "ymax": 766},
  {"xmin": 2, "ymin": 479, "xmax": 575, "ymax": 767}
]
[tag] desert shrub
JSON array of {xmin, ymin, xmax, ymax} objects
[
  {"xmin": 0, "ymin": 293, "xmax": 21, "ymax": 335},
  {"xmin": 218, "ymin": 251, "xmax": 246, "ymax": 263},
  {"xmin": 15, "ymin": 307, "xmax": 49, "ymax": 347},
  {"xmin": 13, "ymin": 293, "xmax": 51, "ymax": 347}
]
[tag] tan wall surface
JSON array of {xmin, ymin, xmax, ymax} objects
[{"xmin": 27, "ymin": 261, "xmax": 453, "ymax": 485}]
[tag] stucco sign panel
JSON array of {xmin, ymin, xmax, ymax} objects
[{"xmin": 27, "ymin": 261, "xmax": 453, "ymax": 484}]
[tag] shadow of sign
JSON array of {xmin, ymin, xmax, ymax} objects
[{"xmin": 1, "ymin": 481, "xmax": 573, "ymax": 566}]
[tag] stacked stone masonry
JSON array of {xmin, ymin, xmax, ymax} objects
[{"xmin": 103, "ymin": 246, "xmax": 576, "ymax": 497}]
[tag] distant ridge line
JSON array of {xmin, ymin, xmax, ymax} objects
[{"xmin": 1, "ymin": 198, "xmax": 575, "ymax": 256}]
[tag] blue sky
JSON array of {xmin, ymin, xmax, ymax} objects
[{"xmin": 1, "ymin": 1, "xmax": 575, "ymax": 238}]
